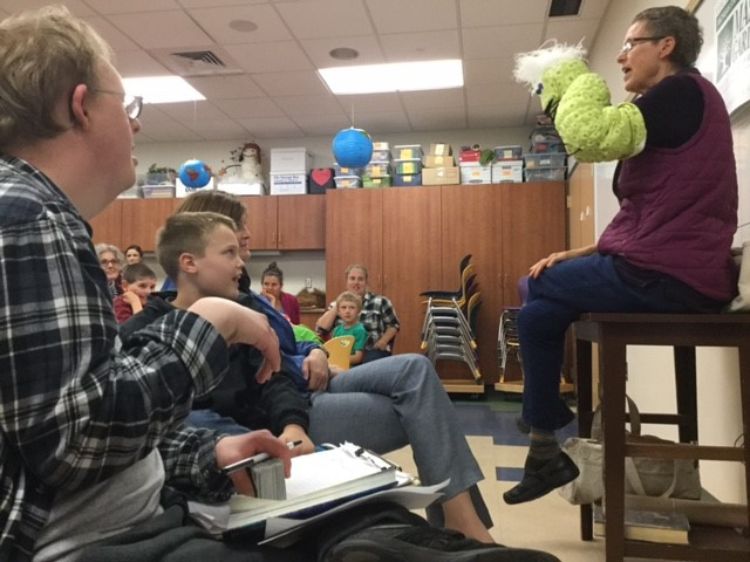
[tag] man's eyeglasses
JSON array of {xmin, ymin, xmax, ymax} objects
[
  {"xmin": 99, "ymin": 259, "xmax": 120, "ymax": 267},
  {"xmin": 620, "ymin": 36, "xmax": 665, "ymax": 55},
  {"xmin": 91, "ymin": 89, "xmax": 143, "ymax": 120}
]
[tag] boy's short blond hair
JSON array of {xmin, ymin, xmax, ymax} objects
[
  {"xmin": 156, "ymin": 212, "xmax": 236, "ymax": 280},
  {"xmin": 336, "ymin": 290, "xmax": 363, "ymax": 312}
]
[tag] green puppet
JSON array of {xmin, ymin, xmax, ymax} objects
[{"xmin": 514, "ymin": 42, "xmax": 646, "ymax": 163}]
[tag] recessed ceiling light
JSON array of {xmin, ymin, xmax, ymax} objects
[
  {"xmin": 229, "ymin": 19, "xmax": 258, "ymax": 32},
  {"xmin": 122, "ymin": 76, "xmax": 205, "ymax": 104},
  {"xmin": 319, "ymin": 59, "xmax": 463, "ymax": 95},
  {"xmin": 329, "ymin": 47, "xmax": 359, "ymax": 60}
]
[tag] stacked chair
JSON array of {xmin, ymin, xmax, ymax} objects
[{"xmin": 419, "ymin": 255, "xmax": 482, "ymax": 381}]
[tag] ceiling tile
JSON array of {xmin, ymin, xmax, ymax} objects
[
  {"xmin": 238, "ymin": 116, "xmax": 305, "ymax": 138},
  {"xmin": 274, "ymin": 94, "xmax": 345, "ymax": 117},
  {"xmin": 275, "ymin": 0, "xmax": 373, "ymax": 39},
  {"xmin": 156, "ymin": 100, "xmax": 230, "ymax": 121},
  {"xmin": 465, "ymin": 81, "xmax": 528, "ymax": 107},
  {"xmin": 186, "ymin": 75, "xmax": 265, "ymax": 99},
  {"xmin": 544, "ymin": 18, "xmax": 600, "ymax": 51},
  {"xmin": 85, "ymin": 0, "xmax": 180, "ymax": 14},
  {"xmin": 224, "ymin": 41, "xmax": 313, "ymax": 73},
  {"xmin": 381, "ymin": 30, "xmax": 460, "ymax": 62},
  {"xmin": 115, "ymin": 50, "xmax": 171, "ymax": 77},
  {"xmin": 462, "ymin": 24, "xmax": 544, "ymax": 59},
  {"xmin": 213, "ymin": 97, "xmax": 286, "ymax": 118},
  {"xmin": 0, "ymin": 0, "xmax": 94, "ymax": 16},
  {"xmin": 185, "ymin": 119, "xmax": 250, "ymax": 140},
  {"xmin": 85, "ymin": 16, "xmax": 141, "ymax": 51},
  {"xmin": 299, "ymin": 35, "xmax": 385, "ymax": 68},
  {"xmin": 366, "ymin": 0, "xmax": 457, "ymax": 34},
  {"xmin": 463, "ymin": 57, "xmax": 515, "ymax": 86},
  {"xmin": 468, "ymin": 101, "xmax": 530, "ymax": 128},
  {"xmin": 407, "ymin": 107, "xmax": 467, "ymax": 132},
  {"xmin": 106, "ymin": 10, "xmax": 214, "ymax": 49},
  {"xmin": 579, "ymin": 0, "xmax": 611, "ymax": 21},
  {"xmin": 337, "ymin": 93, "xmax": 402, "ymax": 114},
  {"xmin": 293, "ymin": 113, "xmax": 351, "ymax": 136},
  {"xmin": 187, "ymin": 4, "xmax": 292, "ymax": 44},
  {"xmin": 352, "ymin": 111, "xmax": 412, "ymax": 134},
  {"xmin": 139, "ymin": 119, "xmax": 203, "ymax": 141},
  {"xmin": 253, "ymin": 70, "xmax": 329, "ymax": 96},
  {"xmin": 138, "ymin": 104, "xmax": 176, "ymax": 123},
  {"xmin": 178, "ymin": 0, "xmax": 268, "ymax": 7},
  {"xmin": 459, "ymin": 0, "xmax": 546, "ymax": 28},
  {"xmin": 400, "ymin": 89, "xmax": 465, "ymax": 113}
]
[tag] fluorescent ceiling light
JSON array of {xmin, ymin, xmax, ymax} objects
[
  {"xmin": 319, "ymin": 59, "xmax": 463, "ymax": 95},
  {"xmin": 122, "ymin": 75, "xmax": 205, "ymax": 104}
]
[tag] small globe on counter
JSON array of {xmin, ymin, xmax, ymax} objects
[
  {"xmin": 178, "ymin": 159, "xmax": 212, "ymax": 189},
  {"xmin": 332, "ymin": 127, "xmax": 373, "ymax": 168}
]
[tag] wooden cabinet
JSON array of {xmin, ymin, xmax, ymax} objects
[
  {"xmin": 120, "ymin": 199, "xmax": 180, "ymax": 252},
  {"xmin": 325, "ymin": 183, "xmax": 566, "ymax": 386},
  {"xmin": 89, "ymin": 200, "xmax": 124, "ymax": 248},
  {"xmin": 88, "ymin": 195, "xmax": 326, "ymax": 254},
  {"xmin": 242, "ymin": 195, "xmax": 325, "ymax": 251}
]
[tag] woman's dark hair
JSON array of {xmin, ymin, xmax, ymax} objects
[
  {"xmin": 633, "ymin": 6, "xmax": 703, "ymax": 68},
  {"xmin": 262, "ymin": 261, "xmax": 283, "ymax": 284},
  {"xmin": 125, "ymin": 244, "xmax": 143, "ymax": 258}
]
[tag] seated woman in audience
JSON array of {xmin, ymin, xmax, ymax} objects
[
  {"xmin": 316, "ymin": 264, "xmax": 400, "ymax": 363},
  {"xmin": 261, "ymin": 261, "xmax": 301, "ymax": 324},
  {"xmin": 95, "ymin": 243, "xmax": 124, "ymax": 298},
  {"xmin": 124, "ymin": 244, "xmax": 144, "ymax": 264}
]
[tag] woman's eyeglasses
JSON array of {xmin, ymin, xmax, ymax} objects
[{"xmin": 619, "ymin": 36, "xmax": 665, "ymax": 55}]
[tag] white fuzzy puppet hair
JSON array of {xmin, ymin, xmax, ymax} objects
[{"xmin": 513, "ymin": 40, "xmax": 587, "ymax": 94}]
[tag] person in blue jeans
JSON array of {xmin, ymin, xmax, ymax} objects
[
  {"xmin": 122, "ymin": 209, "xmax": 496, "ymax": 544},
  {"xmin": 505, "ymin": 6, "xmax": 738, "ymax": 505}
]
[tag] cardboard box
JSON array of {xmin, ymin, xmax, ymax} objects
[
  {"xmin": 271, "ymin": 148, "xmax": 310, "ymax": 173},
  {"xmin": 423, "ymin": 154, "xmax": 455, "ymax": 168},
  {"xmin": 216, "ymin": 181, "xmax": 265, "ymax": 196},
  {"xmin": 428, "ymin": 143, "xmax": 452, "ymax": 156},
  {"xmin": 270, "ymin": 172, "xmax": 307, "ymax": 195},
  {"xmin": 422, "ymin": 166, "xmax": 459, "ymax": 185}
]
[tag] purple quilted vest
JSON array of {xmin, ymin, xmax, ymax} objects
[{"xmin": 598, "ymin": 74, "xmax": 738, "ymax": 302}]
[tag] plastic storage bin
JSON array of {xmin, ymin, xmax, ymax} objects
[
  {"xmin": 493, "ymin": 145, "xmax": 523, "ymax": 160},
  {"xmin": 393, "ymin": 145, "xmax": 423, "ymax": 159},
  {"xmin": 393, "ymin": 159, "xmax": 422, "ymax": 175},
  {"xmin": 524, "ymin": 153, "xmax": 566, "ymax": 169},
  {"xmin": 491, "ymin": 161, "xmax": 523, "ymax": 183},
  {"xmin": 393, "ymin": 174, "xmax": 422, "ymax": 187},
  {"xmin": 525, "ymin": 167, "xmax": 566, "ymax": 182},
  {"xmin": 334, "ymin": 175, "xmax": 362, "ymax": 188}
]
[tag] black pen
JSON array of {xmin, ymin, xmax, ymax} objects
[{"xmin": 222, "ymin": 440, "xmax": 303, "ymax": 475}]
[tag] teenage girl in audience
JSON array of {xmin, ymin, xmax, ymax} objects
[{"xmin": 261, "ymin": 261, "xmax": 301, "ymax": 324}]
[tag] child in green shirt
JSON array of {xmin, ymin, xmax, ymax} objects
[{"xmin": 332, "ymin": 291, "xmax": 367, "ymax": 366}]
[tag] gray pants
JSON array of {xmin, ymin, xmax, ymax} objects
[{"xmin": 308, "ymin": 354, "xmax": 491, "ymax": 527}]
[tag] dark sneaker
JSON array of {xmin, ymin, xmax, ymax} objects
[
  {"xmin": 323, "ymin": 523, "xmax": 561, "ymax": 561},
  {"xmin": 503, "ymin": 452, "xmax": 579, "ymax": 505}
]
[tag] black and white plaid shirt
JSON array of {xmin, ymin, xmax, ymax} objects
[
  {"xmin": 359, "ymin": 291, "xmax": 400, "ymax": 350},
  {"xmin": 0, "ymin": 155, "xmax": 232, "ymax": 560}
]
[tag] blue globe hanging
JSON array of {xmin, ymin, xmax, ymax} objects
[
  {"xmin": 332, "ymin": 127, "xmax": 373, "ymax": 167},
  {"xmin": 178, "ymin": 159, "xmax": 212, "ymax": 189}
]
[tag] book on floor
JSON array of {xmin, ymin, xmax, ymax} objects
[
  {"xmin": 593, "ymin": 505, "xmax": 690, "ymax": 545},
  {"xmin": 188, "ymin": 442, "xmax": 438, "ymax": 541}
]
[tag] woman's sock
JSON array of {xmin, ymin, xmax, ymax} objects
[{"xmin": 526, "ymin": 427, "xmax": 560, "ymax": 470}]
